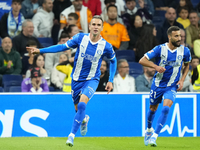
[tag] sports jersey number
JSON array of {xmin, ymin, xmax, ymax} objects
[{"xmin": 150, "ymin": 90, "xmax": 156, "ymax": 99}]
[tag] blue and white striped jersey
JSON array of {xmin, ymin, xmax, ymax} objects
[
  {"xmin": 145, "ymin": 43, "xmax": 191, "ymax": 87},
  {"xmin": 66, "ymin": 33, "xmax": 115, "ymax": 81}
]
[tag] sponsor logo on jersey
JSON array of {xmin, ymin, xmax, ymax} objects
[{"xmin": 81, "ymin": 53, "xmax": 97, "ymax": 62}]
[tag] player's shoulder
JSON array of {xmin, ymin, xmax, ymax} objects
[
  {"xmin": 116, "ymin": 22, "xmax": 126, "ymax": 28},
  {"xmin": 101, "ymin": 38, "xmax": 113, "ymax": 49}
]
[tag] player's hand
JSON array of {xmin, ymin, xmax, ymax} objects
[
  {"xmin": 177, "ymin": 80, "xmax": 183, "ymax": 91},
  {"xmin": 105, "ymin": 82, "xmax": 113, "ymax": 94},
  {"xmin": 26, "ymin": 47, "xmax": 40, "ymax": 54},
  {"xmin": 155, "ymin": 66, "xmax": 166, "ymax": 73}
]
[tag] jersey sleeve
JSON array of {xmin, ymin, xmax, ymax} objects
[
  {"xmin": 144, "ymin": 45, "xmax": 161, "ymax": 60},
  {"xmin": 105, "ymin": 43, "xmax": 115, "ymax": 60},
  {"xmin": 121, "ymin": 25, "xmax": 130, "ymax": 42},
  {"xmin": 183, "ymin": 47, "xmax": 191, "ymax": 63},
  {"xmin": 65, "ymin": 33, "xmax": 81, "ymax": 49},
  {"xmin": 60, "ymin": 14, "xmax": 67, "ymax": 24}
]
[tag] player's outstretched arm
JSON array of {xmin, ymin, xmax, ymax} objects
[
  {"xmin": 26, "ymin": 47, "xmax": 40, "ymax": 54},
  {"xmin": 27, "ymin": 44, "xmax": 70, "ymax": 54},
  {"xmin": 177, "ymin": 62, "xmax": 190, "ymax": 91},
  {"xmin": 139, "ymin": 56, "xmax": 166, "ymax": 73}
]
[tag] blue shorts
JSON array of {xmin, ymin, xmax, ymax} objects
[
  {"xmin": 71, "ymin": 79, "xmax": 99, "ymax": 104},
  {"xmin": 149, "ymin": 85, "xmax": 178, "ymax": 105}
]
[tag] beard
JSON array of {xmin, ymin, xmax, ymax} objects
[
  {"xmin": 171, "ymin": 40, "xmax": 181, "ymax": 47},
  {"xmin": 109, "ymin": 17, "xmax": 117, "ymax": 21}
]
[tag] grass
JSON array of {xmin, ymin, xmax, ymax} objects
[{"xmin": 0, "ymin": 137, "xmax": 199, "ymax": 150}]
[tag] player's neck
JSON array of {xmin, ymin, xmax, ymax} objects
[
  {"xmin": 167, "ymin": 43, "xmax": 177, "ymax": 50},
  {"xmin": 90, "ymin": 34, "xmax": 101, "ymax": 43}
]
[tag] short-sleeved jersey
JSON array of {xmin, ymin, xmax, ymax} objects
[
  {"xmin": 101, "ymin": 22, "xmax": 130, "ymax": 49},
  {"xmin": 66, "ymin": 33, "xmax": 115, "ymax": 81},
  {"xmin": 60, "ymin": 9, "xmax": 92, "ymax": 30},
  {"xmin": 145, "ymin": 43, "xmax": 191, "ymax": 87}
]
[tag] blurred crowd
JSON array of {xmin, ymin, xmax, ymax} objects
[{"xmin": 0, "ymin": 0, "xmax": 200, "ymax": 93}]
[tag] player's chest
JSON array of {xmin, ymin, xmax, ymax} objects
[{"xmin": 160, "ymin": 51, "xmax": 183, "ymax": 66}]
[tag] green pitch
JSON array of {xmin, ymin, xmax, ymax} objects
[{"xmin": 0, "ymin": 137, "xmax": 199, "ymax": 150}]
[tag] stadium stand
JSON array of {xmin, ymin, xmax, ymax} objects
[
  {"xmin": 0, "ymin": 87, "xmax": 3, "ymax": 92},
  {"xmin": 115, "ymin": 50, "xmax": 136, "ymax": 62},
  {"xmin": 128, "ymin": 62, "xmax": 143, "ymax": 78},
  {"xmin": 9, "ymin": 86, "xmax": 21, "ymax": 92},
  {"xmin": 49, "ymin": 86, "xmax": 55, "ymax": 92},
  {"xmin": 37, "ymin": 37, "xmax": 54, "ymax": 47},
  {"xmin": 2, "ymin": 75, "xmax": 23, "ymax": 92}
]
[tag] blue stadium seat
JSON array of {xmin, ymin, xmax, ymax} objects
[
  {"xmin": 128, "ymin": 62, "xmax": 143, "ymax": 78},
  {"xmin": 191, "ymin": 0, "xmax": 199, "ymax": 7},
  {"xmin": 0, "ymin": 87, "xmax": 3, "ymax": 92},
  {"xmin": 2, "ymin": 75, "xmax": 23, "ymax": 92},
  {"xmin": 49, "ymin": 86, "xmax": 55, "ymax": 92},
  {"xmin": 115, "ymin": 50, "xmax": 135, "ymax": 62},
  {"xmin": 9, "ymin": 86, "xmax": 21, "ymax": 92},
  {"xmin": 37, "ymin": 37, "xmax": 53, "ymax": 47},
  {"xmin": 154, "ymin": 10, "xmax": 166, "ymax": 17},
  {"xmin": 0, "ymin": 38, "xmax": 2, "ymax": 46}
]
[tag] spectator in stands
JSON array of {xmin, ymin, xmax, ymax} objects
[
  {"xmin": 45, "ymin": 33, "xmax": 69, "ymax": 80},
  {"xmin": 60, "ymin": 0, "xmax": 92, "ymax": 33},
  {"xmin": 180, "ymin": 63, "xmax": 193, "ymax": 92},
  {"xmin": 160, "ymin": 7, "xmax": 184, "ymax": 43},
  {"xmin": 190, "ymin": 55, "xmax": 199, "ymax": 75},
  {"xmin": 177, "ymin": 6, "xmax": 190, "ymax": 29},
  {"xmin": 21, "ymin": 0, "xmax": 40, "ymax": 19},
  {"xmin": 58, "ymin": 13, "xmax": 79, "ymax": 39},
  {"xmin": 121, "ymin": 0, "xmax": 138, "ymax": 28},
  {"xmin": 136, "ymin": 0, "xmax": 154, "ymax": 15},
  {"xmin": 177, "ymin": 0, "xmax": 193, "ymax": 14},
  {"xmin": 113, "ymin": 59, "xmax": 136, "ymax": 92},
  {"xmin": 135, "ymin": 66, "xmax": 155, "ymax": 92},
  {"xmin": 12, "ymin": 19, "xmax": 43, "ymax": 57},
  {"xmin": 101, "ymin": 0, "xmax": 123, "ymax": 24},
  {"xmin": 51, "ymin": 53, "xmax": 68, "ymax": 90},
  {"xmin": 53, "ymin": 0, "xmax": 72, "ymax": 22},
  {"xmin": 196, "ymin": 2, "xmax": 200, "ymax": 22},
  {"xmin": 0, "ymin": 37, "xmax": 22, "ymax": 86},
  {"xmin": 55, "ymin": 56, "xmax": 73, "ymax": 92},
  {"xmin": 63, "ymin": 24, "xmax": 81, "ymax": 38},
  {"xmin": 96, "ymin": 60, "xmax": 109, "ymax": 91},
  {"xmin": 101, "ymin": 5, "xmax": 130, "ymax": 50},
  {"xmin": 136, "ymin": 0, "xmax": 153, "ymax": 24},
  {"xmin": 0, "ymin": 0, "xmax": 25, "ymax": 38},
  {"xmin": 82, "ymin": 0, "xmax": 102, "ymax": 16},
  {"xmin": 122, "ymin": 0, "xmax": 152, "ymax": 27},
  {"xmin": 134, "ymin": 24, "xmax": 158, "ymax": 62},
  {"xmin": 191, "ymin": 62, "xmax": 200, "ymax": 92},
  {"xmin": 186, "ymin": 11, "xmax": 200, "ymax": 57},
  {"xmin": 25, "ymin": 54, "xmax": 49, "ymax": 82},
  {"xmin": 128, "ymin": 14, "xmax": 143, "ymax": 50},
  {"xmin": 21, "ymin": 67, "xmax": 49, "ymax": 92},
  {"xmin": 0, "ymin": 0, "xmax": 12, "ymax": 20},
  {"xmin": 152, "ymin": 0, "xmax": 179, "ymax": 11},
  {"xmin": 180, "ymin": 29, "xmax": 193, "ymax": 54},
  {"xmin": 32, "ymin": 0, "xmax": 54, "ymax": 37},
  {"xmin": 21, "ymin": 40, "xmax": 37, "ymax": 77}
]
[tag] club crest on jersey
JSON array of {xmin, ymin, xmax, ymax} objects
[
  {"xmin": 97, "ymin": 49, "xmax": 102, "ymax": 55},
  {"xmin": 177, "ymin": 55, "xmax": 182, "ymax": 60}
]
